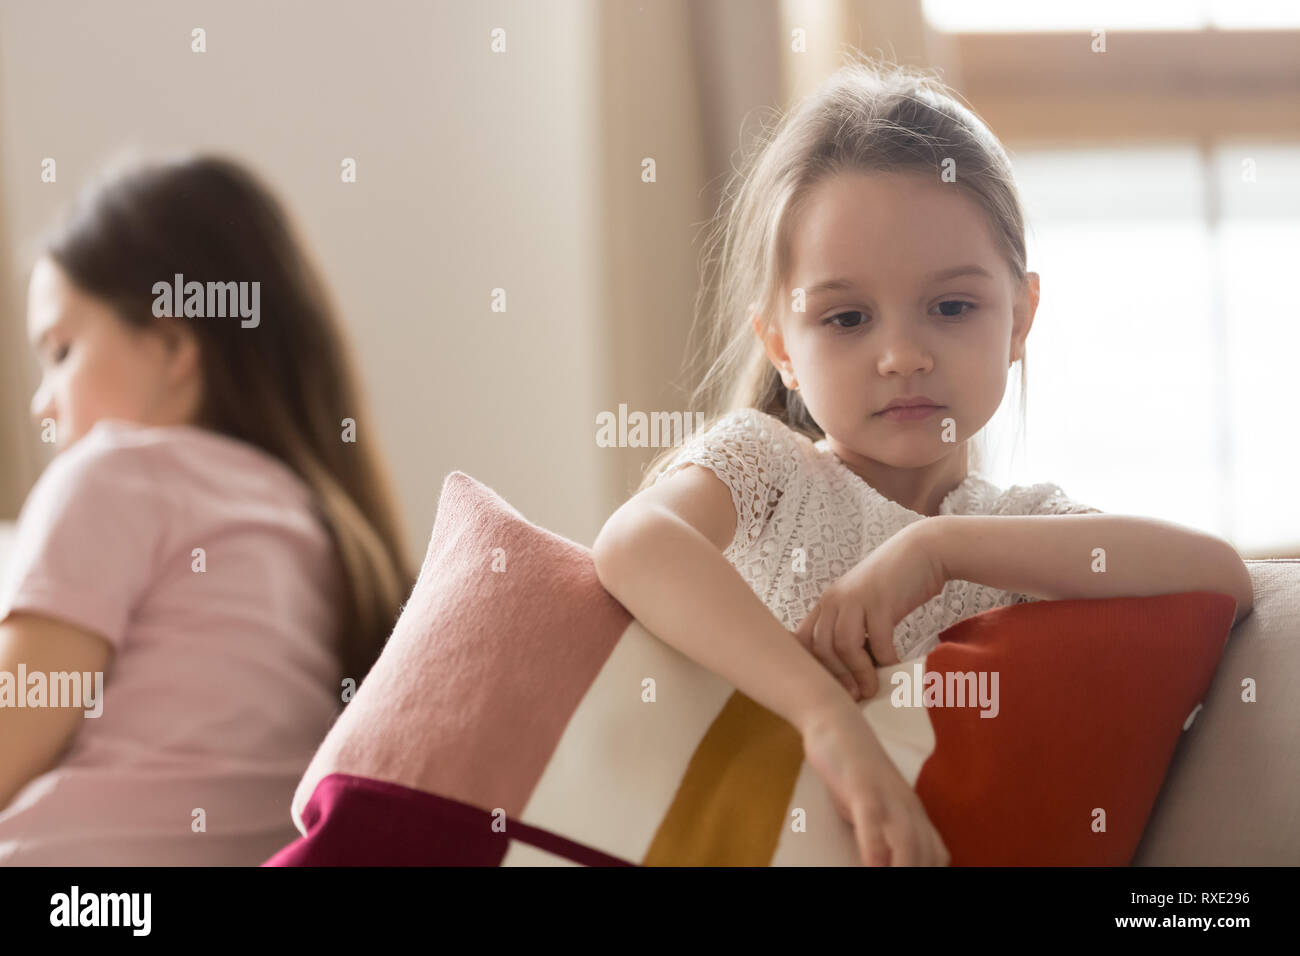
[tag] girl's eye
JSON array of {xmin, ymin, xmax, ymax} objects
[
  {"xmin": 824, "ymin": 311, "xmax": 868, "ymax": 330},
  {"xmin": 51, "ymin": 344, "xmax": 70, "ymax": 364},
  {"xmin": 824, "ymin": 302, "xmax": 976, "ymax": 329},
  {"xmin": 934, "ymin": 300, "xmax": 976, "ymax": 318}
]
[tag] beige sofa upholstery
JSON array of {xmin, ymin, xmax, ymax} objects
[{"xmin": 1134, "ymin": 559, "xmax": 1299, "ymax": 864}]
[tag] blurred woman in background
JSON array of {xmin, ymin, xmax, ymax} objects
[{"xmin": 0, "ymin": 153, "xmax": 413, "ymax": 864}]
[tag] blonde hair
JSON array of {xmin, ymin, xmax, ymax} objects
[{"xmin": 639, "ymin": 55, "xmax": 1030, "ymax": 492}]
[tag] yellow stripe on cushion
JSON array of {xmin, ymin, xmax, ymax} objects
[{"xmin": 643, "ymin": 691, "xmax": 803, "ymax": 866}]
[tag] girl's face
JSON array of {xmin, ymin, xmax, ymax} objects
[
  {"xmin": 756, "ymin": 169, "xmax": 1038, "ymax": 494},
  {"xmin": 26, "ymin": 255, "xmax": 201, "ymax": 450}
]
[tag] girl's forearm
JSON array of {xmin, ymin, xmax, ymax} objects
[
  {"xmin": 593, "ymin": 509, "xmax": 857, "ymax": 734},
  {"xmin": 922, "ymin": 514, "xmax": 1255, "ymax": 624}
]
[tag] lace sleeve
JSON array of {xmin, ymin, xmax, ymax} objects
[
  {"xmin": 992, "ymin": 482, "xmax": 1104, "ymax": 518},
  {"xmin": 653, "ymin": 407, "xmax": 803, "ymax": 557}
]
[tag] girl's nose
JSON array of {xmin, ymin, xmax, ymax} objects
[{"xmin": 876, "ymin": 325, "xmax": 933, "ymax": 375}]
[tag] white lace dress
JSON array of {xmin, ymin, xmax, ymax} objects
[{"xmin": 653, "ymin": 406, "xmax": 1103, "ymax": 662}]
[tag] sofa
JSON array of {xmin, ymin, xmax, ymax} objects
[{"xmin": 1132, "ymin": 558, "xmax": 1298, "ymax": 864}]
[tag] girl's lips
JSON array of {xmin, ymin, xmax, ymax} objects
[{"xmin": 876, "ymin": 404, "xmax": 944, "ymax": 422}]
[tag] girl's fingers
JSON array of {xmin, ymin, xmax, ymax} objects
[
  {"xmin": 864, "ymin": 612, "xmax": 896, "ymax": 670},
  {"xmin": 856, "ymin": 814, "xmax": 891, "ymax": 867},
  {"xmin": 832, "ymin": 603, "xmax": 876, "ymax": 699},
  {"xmin": 925, "ymin": 835, "xmax": 940, "ymax": 867},
  {"xmin": 811, "ymin": 602, "xmax": 857, "ymax": 697},
  {"xmin": 890, "ymin": 822, "xmax": 921, "ymax": 867}
]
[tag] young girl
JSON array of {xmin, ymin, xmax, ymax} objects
[
  {"xmin": 592, "ymin": 59, "xmax": 1254, "ymax": 868},
  {"xmin": 0, "ymin": 153, "xmax": 414, "ymax": 864}
]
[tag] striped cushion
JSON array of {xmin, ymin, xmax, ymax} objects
[{"xmin": 265, "ymin": 471, "xmax": 1235, "ymax": 866}]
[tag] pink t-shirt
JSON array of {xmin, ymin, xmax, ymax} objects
[{"xmin": 0, "ymin": 419, "xmax": 343, "ymax": 865}]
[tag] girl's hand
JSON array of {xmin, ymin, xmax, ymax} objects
[
  {"xmin": 793, "ymin": 518, "xmax": 946, "ymax": 701},
  {"xmin": 801, "ymin": 701, "xmax": 950, "ymax": 866}
]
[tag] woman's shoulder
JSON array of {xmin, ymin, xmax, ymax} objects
[
  {"xmin": 26, "ymin": 420, "xmax": 159, "ymax": 504},
  {"xmin": 61, "ymin": 419, "xmax": 314, "ymax": 509}
]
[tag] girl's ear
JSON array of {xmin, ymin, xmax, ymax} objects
[
  {"xmin": 750, "ymin": 310, "xmax": 797, "ymax": 389},
  {"xmin": 1024, "ymin": 271, "xmax": 1040, "ymax": 312},
  {"xmin": 1010, "ymin": 271, "xmax": 1040, "ymax": 363}
]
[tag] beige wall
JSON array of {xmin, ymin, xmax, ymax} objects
[{"xmin": 0, "ymin": 0, "xmax": 607, "ymax": 560}]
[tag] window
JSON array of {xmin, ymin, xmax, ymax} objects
[{"xmin": 978, "ymin": 144, "xmax": 1300, "ymax": 554}]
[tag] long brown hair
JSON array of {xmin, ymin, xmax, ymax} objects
[
  {"xmin": 640, "ymin": 54, "xmax": 1031, "ymax": 491},
  {"xmin": 40, "ymin": 151, "xmax": 413, "ymax": 685}
]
